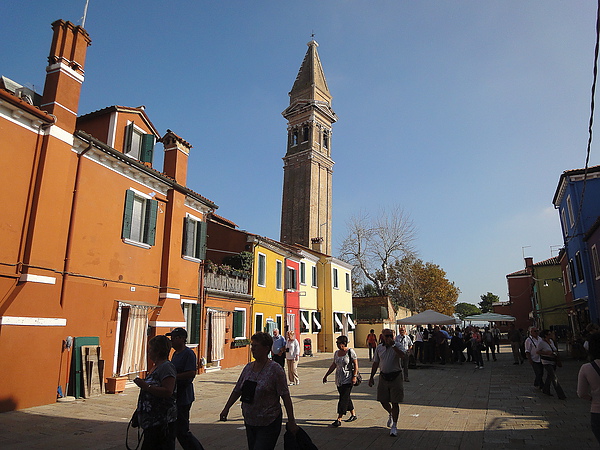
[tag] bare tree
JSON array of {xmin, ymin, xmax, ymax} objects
[{"xmin": 338, "ymin": 206, "xmax": 416, "ymax": 295}]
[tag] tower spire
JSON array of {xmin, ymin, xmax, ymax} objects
[{"xmin": 280, "ymin": 42, "xmax": 337, "ymax": 255}]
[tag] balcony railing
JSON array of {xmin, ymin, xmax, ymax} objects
[{"xmin": 204, "ymin": 272, "xmax": 250, "ymax": 295}]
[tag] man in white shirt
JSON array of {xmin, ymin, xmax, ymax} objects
[
  {"xmin": 369, "ymin": 328, "xmax": 405, "ymax": 437},
  {"xmin": 524, "ymin": 326, "xmax": 543, "ymax": 390},
  {"xmin": 395, "ymin": 327, "xmax": 413, "ymax": 382}
]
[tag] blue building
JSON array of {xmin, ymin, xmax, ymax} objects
[{"xmin": 553, "ymin": 165, "xmax": 600, "ymax": 324}]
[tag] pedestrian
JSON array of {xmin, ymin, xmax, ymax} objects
[
  {"xmin": 133, "ymin": 335, "xmax": 177, "ymax": 450},
  {"xmin": 322, "ymin": 335, "xmax": 358, "ymax": 426},
  {"xmin": 524, "ymin": 326, "xmax": 544, "ymax": 390},
  {"xmin": 450, "ymin": 329, "xmax": 465, "ymax": 364},
  {"xmin": 537, "ymin": 329, "xmax": 566, "ymax": 399},
  {"xmin": 492, "ymin": 324, "xmax": 501, "ymax": 353},
  {"xmin": 471, "ymin": 327, "xmax": 484, "ymax": 369},
  {"xmin": 483, "ymin": 327, "xmax": 496, "ymax": 361},
  {"xmin": 508, "ymin": 323, "xmax": 524, "ymax": 364},
  {"xmin": 413, "ymin": 326, "xmax": 425, "ymax": 363},
  {"xmin": 271, "ymin": 328, "xmax": 286, "ymax": 368},
  {"xmin": 366, "ymin": 329, "xmax": 378, "ymax": 362},
  {"xmin": 577, "ymin": 332, "xmax": 600, "ymax": 444},
  {"xmin": 394, "ymin": 327, "xmax": 413, "ymax": 381},
  {"xmin": 285, "ymin": 330, "xmax": 300, "ymax": 386},
  {"xmin": 167, "ymin": 328, "xmax": 204, "ymax": 450},
  {"xmin": 464, "ymin": 326, "xmax": 473, "ymax": 362},
  {"xmin": 368, "ymin": 328, "xmax": 405, "ymax": 437},
  {"xmin": 220, "ymin": 332, "xmax": 298, "ymax": 450}
]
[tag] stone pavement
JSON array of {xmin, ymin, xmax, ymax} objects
[{"xmin": 0, "ymin": 345, "xmax": 597, "ymax": 449}]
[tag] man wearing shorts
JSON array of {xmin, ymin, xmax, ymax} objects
[{"xmin": 368, "ymin": 328, "xmax": 405, "ymax": 437}]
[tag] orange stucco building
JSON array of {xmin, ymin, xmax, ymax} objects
[{"xmin": 0, "ymin": 20, "xmax": 228, "ymax": 411}]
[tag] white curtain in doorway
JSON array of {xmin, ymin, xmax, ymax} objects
[
  {"xmin": 120, "ymin": 306, "xmax": 149, "ymax": 375},
  {"xmin": 210, "ymin": 310, "xmax": 227, "ymax": 362}
]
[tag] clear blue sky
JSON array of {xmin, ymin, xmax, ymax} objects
[{"xmin": 2, "ymin": 1, "xmax": 598, "ymax": 306}]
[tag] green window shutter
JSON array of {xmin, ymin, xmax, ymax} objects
[
  {"xmin": 124, "ymin": 123, "xmax": 134, "ymax": 154},
  {"xmin": 122, "ymin": 190, "xmax": 135, "ymax": 239},
  {"xmin": 183, "ymin": 217, "xmax": 195, "ymax": 257},
  {"xmin": 140, "ymin": 134, "xmax": 155, "ymax": 163},
  {"xmin": 190, "ymin": 304, "xmax": 201, "ymax": 344},
  {"xmin": 196, "ymin": 221, "xmax": 207, "ymax": 260},
  {"xmin": 144, "ymin": 199, "xmax": 158, "ymax": 245},
  {"xmin": 233, "ymin": 311, "xmax": 243, "ymax": 338}
]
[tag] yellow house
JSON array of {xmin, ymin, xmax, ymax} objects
[
  {"xmin": 299, "ymin": 243, "xmax": 354, "ymax": 352},
  {"xmin": 250, "ymin": 236, "xmax": 289, "ymax": 337}
]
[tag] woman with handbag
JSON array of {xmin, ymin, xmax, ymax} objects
[
  {"xmin": 322, "ymin": 335, "xmax": 359, "ymax": 427},
  {"xmin": 133, "ymin": 335, "xmax": 178, "ymax": 450},
  {"xmin": 220, "ymin": 332, "xmax": 298, "ymax": 449},
  {"xmin": 537, "ymin": 329, "xmax": 566, "ymax": 399}
]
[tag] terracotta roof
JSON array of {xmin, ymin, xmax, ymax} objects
[
  {"xmin": 78, "ymin": 105, "xmax": 160, "ymax": 137},
  {"xmin": 208, "ymin": 213, "xmax": 238, "ymax": 228},
  {"xmin": 533, "ymin": 256, "xmax": 560, "ymax": 267},
  {"xmin": 0, "ymin": 88, "xmax": 54, "ymax": 123},
  {"xmin": 506, "ymin": 269, "xmax": 529, "ymax": 278},
  {"xmin": 553, "ymin": 164, "xmax": 600, "ymax": 206},
  {"xmin": 161, "ymin": 129, "xmax": 192, "ymax": 149}
]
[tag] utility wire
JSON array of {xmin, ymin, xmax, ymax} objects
[{"xmin": 571, "ymin": 0, "xmax": 600, "ymax": 238}]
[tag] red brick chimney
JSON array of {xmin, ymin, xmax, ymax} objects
[
  {"xmin": 524, "ymin": 257, "xmax": 534, "ymax": 273},
  {"xmin": 41, "ymin": 20, "xmax": 91, "ymax": 131},
  {"xmin": 161, "ymin": 129, "xmax": 190, "ymax": 185}
]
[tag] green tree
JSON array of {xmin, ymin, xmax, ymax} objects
[
  {"xmin": 455, "ymin": 302, "xmax": 481, "ymax": 320},
  {"xmin": 478, "ymin": 292, "xmax": 499, "ymax": 313}
]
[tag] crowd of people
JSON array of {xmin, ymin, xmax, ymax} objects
[{"xmin": 130, "ymin": 323, "xmax": 600, "ymax": 449}]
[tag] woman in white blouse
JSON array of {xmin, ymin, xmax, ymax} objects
[{"xmin": 285, "ymin": 330, "xmax": 301, "ymax": 386}]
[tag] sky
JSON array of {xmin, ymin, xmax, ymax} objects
[{"xmin": 2, "ymin": 1, "xmax": 598, "ymax": 306}]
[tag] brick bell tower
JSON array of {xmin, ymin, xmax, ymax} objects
[{"xmin": 280, "ymin": 40, "xmax": 337, "ymax": 255}]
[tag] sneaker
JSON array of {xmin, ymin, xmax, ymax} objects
[
  {"xmin": 332, "ymin": 420, "xmax": 341, "ymax": 427},
  {"xmin": 386, "ymin": 414, "xmax": 393, "ymax": 427},
  {"xmin": 345, "ymin": 415, "xmax": 357, "ymax": 422},
  {"xmin": 390, "ymin": 425, "xmax": 397, "ymax": 437},
  {"xmin": 479, "ymin": 366, "xmax": 484, "ymax": 369}
]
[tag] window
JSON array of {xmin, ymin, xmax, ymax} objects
[
  {"xmin": 563, "ymin": 269, "xmax": 570, "ymax": 294},
  {"xmin": 286, "ymin": 313, "xmax": 296, "ymax": 332},
  {"xmin": 292, "ymin": 130, "xmax": 299, "ymax": 146},
  {"xmin": 300, "ymin": 310, "xmax": 310, "ymax": 333},
  {"xmin": 593, "ymin": 245, "xmax": 600, "ymax": 279},
  {"xmin": 182, "ymin": 302, "xmax": 200, "ymax": 345},
  {"xmin": 122, "ymin": 189, "xmax": 158, "ymax": 246},
  {"xmin": 311, "ymin": 265, "xmax": 317, "ymax": 287},
  {"xmin": 561, "ymin": 209, "xmax": 568, "ymax": 237},
  {"xmin": 255, "ymin": 313, "xmax": 264, "ymax": 334},
  {"xmin": 124, "ymin": 122, "xmax": 154, "ymax": 163},
  {"xmin": 576, "ymin": 251, "xmax": 585, "ymax": 283},
  {"xmin": 257, "ymin": 253, "xmax": 266, "ymax": 286},
  {"xmin": 286, "ymin": 267, "xmax": 297, "ymax": 290},
  {"xmin": 333, "ymin": 312, "xmax": 344, "ymax": 332},
  {"xmin": 276, "ymin": 260, "xmax": 283, "ymax": 290},
  {"xmin": 567, "ymin": 195, "xmax": 575, "ymax": 227},
  {"xmin": 311, "ymin": 311, "xmax": 322, "ymax": 333},
  {"xmin": 345, "ymin": 273, "xmax": 351, "ymax": 292},
  {"xmin": 182, "ymin": 215, "xmax": 207, "ymax": 261},
  {"xmin": 302, "ymin": 126, "xmax": 309, "ymax": 142},
  {"xmin": 300, "ymin": 262, "xmax": 306, "ymax": 285},
  {"xmin": 232, "ymin": 308, "xmax": 246, "ymax": 339},
  {"xmin": 323, "ymin": 131, "xmax": 329, "ymax": 149},
  {"xmin": 276, "ymin": 314, "xmax": 282, "ymax": 333},
  {"xmin": 333, "ymin": 268, "xmax": 339, "ymax": 289},
  {"xmin": 569, "ymin": 259, "xmax": 577, "ymax": 287}
]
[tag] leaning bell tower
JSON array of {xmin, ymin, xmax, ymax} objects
[{"xmin": 280, "ymin": 40, "xmax": 337, "ymax": 255}]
